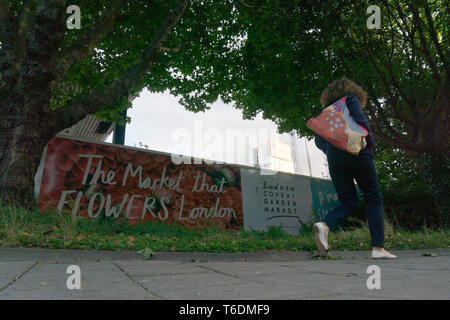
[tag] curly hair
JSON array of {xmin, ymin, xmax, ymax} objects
[{"xmin": 320, "ymin": 77, "xmax": 368, "ymax": 108}]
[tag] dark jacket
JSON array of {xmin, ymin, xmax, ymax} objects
[{"xmin": 314, "ymin": 94, "xmax": 375, "ymax": 156}]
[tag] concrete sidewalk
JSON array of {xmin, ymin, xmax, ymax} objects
[{"xmin": 0, "ymin": 247, "xmax": 448, "ymax": 300}]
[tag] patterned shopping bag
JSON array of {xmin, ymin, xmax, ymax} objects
[{"xmin": 307, "ymin": 96, "xmax": 368, "ymax": 155}]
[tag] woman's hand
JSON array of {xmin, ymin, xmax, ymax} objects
[{"xmin": 361, "ymin": 137, "xmax": 367, "ymax": 149}]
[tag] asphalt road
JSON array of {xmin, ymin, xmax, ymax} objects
[{"xmin": 0, "ymin": 247, "xmax": 448, "ymax": 300}]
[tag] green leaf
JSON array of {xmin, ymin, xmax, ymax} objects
[
  {"xmin": 137, "ymin": 247, "xmax": 155, "ymax": 260},
  {"xmin": 421, "ymin": 253, "xmax": 438, "ymax": 257}
]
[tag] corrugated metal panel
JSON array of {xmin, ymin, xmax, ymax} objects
[{"xmin": 59, "ymin": 115, "xmax": 114, "ymax": 142}]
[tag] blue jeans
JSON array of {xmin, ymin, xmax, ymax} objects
[{"xmin": 322, "ymin": 147, "xmax": 384, "ymax": 247}]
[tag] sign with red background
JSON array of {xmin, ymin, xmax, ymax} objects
[{"xmin": 38, "ymin": 137, "xmax": 244, "ymax": 232}]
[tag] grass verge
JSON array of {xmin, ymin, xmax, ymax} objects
[{"xmin": 0, "ymin": 204, "xmax": 448, "ymax": 253}]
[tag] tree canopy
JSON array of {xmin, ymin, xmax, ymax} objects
[
  {"xmin": 0, "ymin": 0, "xmax": 448, "ymax": 218},
  {"xmin": 222, "ymin": 0, "xmax": 448, "ymax": 156}
]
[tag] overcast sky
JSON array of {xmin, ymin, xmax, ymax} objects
[{"xmin": 107, "ymin": 89, "xmax": 329, "ymax": 179}]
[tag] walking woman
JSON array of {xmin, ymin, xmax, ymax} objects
[{"xmin": 313, "ymin": 77, "xmax": 396, "ymax": 259}]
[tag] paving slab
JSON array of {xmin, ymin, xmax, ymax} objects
[
  {"xmin": 134, "ymin": 271, "xmax": 257, "ymax": 300},
  {"xmin": 0, "ymin": 247, "xmax": 448, "ymax": 300},
  {"xmin": 0, "ymin": 247, "xmax": 141, "ymax": 263},
  {"xmin": 0, "ymin": 261, "xmax": 37, "ymax": 290},
  {"xmin": 0, "ymin": 261, "xmax": 157, "ymax": 300},
  {"xmin": 115, "ymin": 260, "xmax": 207, "ymax": 277}
]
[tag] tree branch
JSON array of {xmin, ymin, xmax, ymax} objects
[
  {"xmin": 159, "ymin": 41, "xmax": 186, "ymax": 53},
  {"xmin": 364, "ymin": 79, "xmax": 422, "ymax": 152},
  {"xmin": 424, "ymin": 2, "xmax": 449, "ymax": 76},
  {"xmin": 53, "ymin": 0, "xmax": 190, "ymax": 130},
  {"xmin": 236, "ymin": 0, "xmax": 268, "ymax": 9},
  {"xmin": 391, "ymin": 0, "xmax": 430, "ymax": 69},
  {"xmin": 371, "ymin": 127, "xmax": 423, "ymax": 153},
  {"xmin": 365, "ymin": 97, "xmax": 422, "ymax": 153},
  {"xmin": 360, "ymin": 29, "xmax": 423, "ymax": 124},
  {"xmin": 54, "ymin": 0, "xmax": 126, "ymax": 80},
  {"xmin": 410, "ymin": 4, "xmax": 442, "ymax": 86}
]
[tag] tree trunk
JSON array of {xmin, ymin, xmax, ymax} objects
[
  {"xmin": 0, "ymin": 0, "xmax": 189, "ymax": 209},
  {"xmin": 0, "ymin": 99, "xmax": 57, "ymax": 208},
  {"xmin": 0, "ymin": 140, "xmax": 44, "ymax": 208}
]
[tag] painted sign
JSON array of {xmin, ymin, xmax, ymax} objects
[
  {"xmin": 38, "ymin": 137, "xmax": 244, "ymax": 231},
  {"xmin": 37, "ymin": 136, "xmax": 338, "ymax": 234},
  {"xmin": 241, "ymin": 168, "xmax": 313, "ymax": 235},
  {"xmin": 310, "ymin": 178, "xmax": 339, "ymax": 221}
]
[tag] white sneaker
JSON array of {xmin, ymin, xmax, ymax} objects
[
  {"xmin": 313, "ymin": 222, "xmax": 329, "ymax": 256},
  {"xmin": 372, "ymin": 249, "xmax": 397, "ymax": 259}
]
